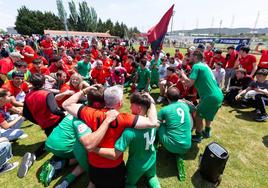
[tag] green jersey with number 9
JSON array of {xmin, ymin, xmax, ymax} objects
[
  {"xmin": 158, "ymin": 101, "xmax": 193, "ymax": 153},
  {"xmin": 115, "ymin": 128, "xmax": 156, "ymax": 171}
]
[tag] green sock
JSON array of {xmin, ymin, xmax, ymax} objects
[
  {"xmin": 176, "ymin": 156, "xmax": 186, "ymax": 181},
  {"xmin": 65, "ymin": 173, "xmax": 76, "ymax": 184},
  {"xmin": 205, "ymin": 127, "xmax": 211, "ymax": 133},
  {"xmin": 148, "ymin": 176, "xmax": 161, "ymax": 188}
]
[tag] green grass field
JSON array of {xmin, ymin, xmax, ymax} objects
[{"xmin": 0, "ymin": 46, "xmax": 267, "ymax": 188}]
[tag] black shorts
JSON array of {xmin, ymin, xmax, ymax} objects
[{"xmin": 89, "ymin": 162, "xmax": 126, "ymax": 188}]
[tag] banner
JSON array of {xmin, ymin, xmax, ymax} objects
[{"xmin": 193, "ymin": 38, "xmax": 250, "ymax": 45}]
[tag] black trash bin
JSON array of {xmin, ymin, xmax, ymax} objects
[{"xmin": 199, "ymin": 142, "xmax": 229, "ymax": 184}]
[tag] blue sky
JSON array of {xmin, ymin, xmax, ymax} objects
[{"xmin": 0, "ymin": 0, "xmax": 268, "ymax": 32}]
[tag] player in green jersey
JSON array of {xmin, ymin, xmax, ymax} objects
[
  {"xmin": 93, "ymin": 92, "xmax": 160, "ymax": 188},
  {"xmin": 180, "ymin": 51, "xmax": 224, "ymax": 143},
  {"xmin": 157, "ymin": 87, "xmax": 195, "ymax": 181}
]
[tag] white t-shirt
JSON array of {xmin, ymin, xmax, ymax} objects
[{"xmin": 158, "ymin": 64, "xmax": 169, "ymax": 79}]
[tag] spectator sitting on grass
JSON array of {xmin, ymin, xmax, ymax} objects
[{"xmin": 235, "ymin": 69, "xmax": 268, "ymax": 122}]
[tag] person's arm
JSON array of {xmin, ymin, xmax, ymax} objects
[
  {"xmin": 234, "ymin": 55, "xmax": 241, "ymax": 68},
  {"xmin": 180, "ymin": 70, "xmax": 195, "ymax": 88},
  {"xmin": 10, "ymin": 96, "xmax": 23, "ymax": 107},
  {"xmin": 46, "ymin": 93, "xmax": 65, "ymax": 117},
  {"xmin": 0, "ymin": 116, "xmax": 23, "ymax": 129},
  {"xmin": 62, "ymin": 86, "xmax": 95, "ymax": 117},
  {"xmin": 79, "ymin": 110, "xmax": 119, "ymax": 151},
  {"xmin": 250, "ymin": 63, "xmax": 257, "ymax": 77},
  {"xmin": 235, "ymin": 87, "xmax": 251, "ymax": 100},
  {"xmin": 254, "ymin": 44, "xmax": 261, "ymax": 53},
  {"xmin": 254, "ymin": 88, "xmax": 268, "ymax": 96},
  {"xmin": 93, "ymin": 148, "xmax": 122, "ymax": 160},
  {"xmin": 134, "ymin": 93, "xmax": 159, "ymax": 129},
  {"xmin": 55, "ymin": 90, "xmax": 75, "ymax": 101}
]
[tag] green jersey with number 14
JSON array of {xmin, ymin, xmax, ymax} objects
[{"xmin": 115, "ymin": 128, "xmax": 156, "ymax": 171}]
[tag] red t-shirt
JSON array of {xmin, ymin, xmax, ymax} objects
[
  {"xmin": 204, "ymin": 50, "xmax": 214, "ymax": 64},
  {"xmin": 103, "ymin": 58, "xmax": 113, "ymax": 68},
  {"xmin": 167, "ymin": 74, "xmax": 179, "ymax": 84},
  {"xmin": 210, "ymin": 55, "xmax": 226, "ymax": 68},
  {"xmin": 123, "ymin": 61, "xmax": 133, "ymax": 74},
  {"xmin": 91, "ymin": 49, "xmax": 99, "ymax": 59},
  {"xmin": 2, "ymin": 80, "xmax": 29, "ymax": 97},
  {"xmin": 0, "ymin": 57, "xmax": 14, "ymax": 75},
  {"xmin": 21, "ymin": 45, "xmax": 38, "ymax": 65},
  {"xmin": 239, "ymin": 54, "xmax": 257, "ymax": 73},
  {"xmin": 79, "ymin": 106, "xmax": 138, "ymax": 168},
  {"xmin": 29, "ymin": 66, "xmax": 50, "ymax": 75},
  {"xmin": 225, "ymin": 50, "xmax": 238, "ymax": 69},
  {"xmin": 91, "ymin": 67, "xmax": 110, "ymax": 84},
  {"xmin": 40, "ymin": 40, "xmax": 53, "ymax": 56},
  {"xmin": 48, "ymin": 63, "xmax": 70, "ymax": 76},
  {"xmin": 258, "ymin": 50, "xmax": 268, "ymax": 69}
]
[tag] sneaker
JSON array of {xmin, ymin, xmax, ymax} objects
[
  {"xmin": 18, "ymin": 133, "xmax": 28, "ymax": 140},
  {"xmin": 55, "ymin": 180, "xmax": 69, "ymax": 188},
  {"xmin": 39, "ymin": 161, "xmax": 55, "ymax": 187},
  {"xmin": 255, "ymin": 114, "xmax": 268, "ymax": 122},
  {"xmin": 17, "ymin": 152, "xmax": 36, "ymax": 178},
  {"xmin": 202, "ymin": 130, "xmax": 211, "ymax": 138},
  {"xmin": 156, "ymin": 96, "xmax": 163, "ymax": 103},
  {"xmin": 0, "ymin": 162, "xmax": 19, "ymax": 175},
  {"xmin": 192, "ymin": 135, "xmax": 202, "ymax": 143},
  {"xmin": 176, "ymin": 156, "xmax": 186, "ymax": 181}
]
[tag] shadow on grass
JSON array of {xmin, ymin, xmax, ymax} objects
[
  {"xmin": 184, "ymin": 143, "xmax": 200, "ymax": 161},
  {"xmin": 233, "ymin": 109, "xmax": 256, "ymax": 122},
  {"xmin": 262, "ymin": 135, "xmax": 268, "ymax": 148},
  {"xmin": 191, "ymin": 170, "xmax": 217, "ymax": 188},
  {"xmin": 11, "ymin": 141, "xmax": 47, "ymax": 158},
  {"xmin": 156, "ymin": 147, "xmax": 177, "ymax": 178}
]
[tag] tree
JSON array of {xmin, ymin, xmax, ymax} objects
[
  {"xmin": 15, "ymin": 6, "xmax": 63, "ymax": 35},
  {"xmin": 77, "ymin": 1, "xmax": 98, "ymax": 32},
  {"xmin": 56, "ymin": 0, "xmax": 68, "ymax": 34},
  {"xmin": 68, "ymin": 0, "xmax": 79, "ymax": 30}
]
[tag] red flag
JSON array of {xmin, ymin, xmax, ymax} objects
[{"xmin": 147, "ymin": 4, "xmax": 174, "ymax": 43}]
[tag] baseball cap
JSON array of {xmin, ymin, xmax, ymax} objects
[
  {"xmin": 256, "ymin": 69, "xmax": 268, "ymax": 76},
  {"xmin": 10, "ymin": 52, "xmax": 24, "ymax": 59},
  {"xmin": 104, "ymin": 85, "xmax": 123, "ymax": 109}
]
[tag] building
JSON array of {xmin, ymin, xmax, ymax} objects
[{"xmin": 44, "ymin": 30, "xmax": 116, "ymax": 38}]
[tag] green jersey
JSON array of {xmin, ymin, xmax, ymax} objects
[
  {"xmin": 158, "ymin": 101, "xmax": 193, "ymax": 152},
  {"xmin": 137, "ymin": 67, "xmax": 151, "ymax": 90},
  {"xmin": 115, "ymin": 128, "xmax": 156, "ymax": 171},
  {"xmin": 46, "ymin": 115, "xmax": 91, "ymax": 153},
  {"xmin": 7, "ymin": 69, "xmax": 31, "ymax": 81},
  {"xmin": 76, "ymin": 60, "xmax": 91, "ymax": 79},
  {"xmin": 189, "ymin": 62, "xmax": 223, "ymax": 99}
]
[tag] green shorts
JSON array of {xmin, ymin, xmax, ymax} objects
[
  {"xmin": 158, "ymin": 124, "xmax": 190, "ymax": 155},
  {"xmin": 73, "ymin": 140, "xmax": 89, "ymax": 172},
  {"xmin": 125, "ymin": 162, "xmax": 156, "ymax": 187},
  {"xmin": 197, "ymin": 95, "xmax": 223, "ymax": 121}
]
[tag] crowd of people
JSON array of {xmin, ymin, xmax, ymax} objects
[{"xmin": 0, "ymin": 34, "xmax": 267, "ymax": 188}]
